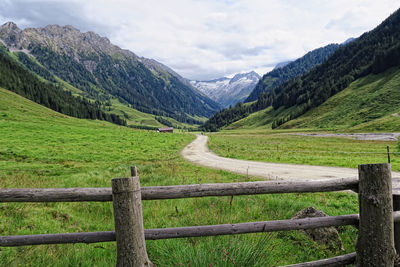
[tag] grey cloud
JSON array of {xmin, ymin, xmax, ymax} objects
[
  {"xmin": 171, "ymin": 62, "xmax": 233, "ymax": 80},
  {"xmin": 197, "ymin": 43, "xmax": 272, "ymax": 60},
  {"xmin": 324, "ymin": 11, "xmax": 367, "ymax": 33},
  {"xmin": 0, "ymin": 0, "xmax": 110, "ymax": 35}
]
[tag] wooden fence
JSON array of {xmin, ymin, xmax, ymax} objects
[{"xmin": 0, "ymin": 164, "xmax": 399, "ymax": 266}]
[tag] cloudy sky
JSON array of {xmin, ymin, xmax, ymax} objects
[{"xmin": 0, "ymin": 0, "xmax": 399, "ymax": 80}]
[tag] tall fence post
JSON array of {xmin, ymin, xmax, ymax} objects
[
  {"xmin": 112, "ymin": 169, "xmax": 152, "ymax": 266},
  {"xmin": 356, "ymin": 163, "xmax": 395, "ymax": 266}
]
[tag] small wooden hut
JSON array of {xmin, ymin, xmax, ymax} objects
[{"xmin": 157, "ymin": 127, "xmax": 174, "ymax": 133}]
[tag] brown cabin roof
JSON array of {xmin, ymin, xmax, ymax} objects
[{"xmin": 158, "ymin": 127, "xmax": 174, "ymax": 132}]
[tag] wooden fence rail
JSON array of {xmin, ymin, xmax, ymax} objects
[
  {"xmin": 0, "ymin": 212, "xmax": 371, "ymax": 246},
  {"xmin": 0, "ymin": 177, "xmax": 358, "ymax": 202},
  {"xmin": 283, "ymin": 252, "xmax": 357, "ymax": 267},
  {"xmin": 0, "ymin": 164, "xmax": 397, "ymax": 266},
  {"xmin": 2, "ymin": 212, "xmax": 400, "ymax": 247}
]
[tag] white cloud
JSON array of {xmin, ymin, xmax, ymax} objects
[{"xmin": 0, "ymin": 0, "xmax": 400, "ymax": 80}]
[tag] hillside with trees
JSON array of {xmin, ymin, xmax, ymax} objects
[
  {"xmin": 0, "ymin": 44, "xmax": 126, "ymax": 125},
  {"xmin": 246, "ymin": 43, "xmax": 340, "ymax": 102},
  {"xmin": 203, "ymin": 8, "xmax": 400, "ymax": 132},
  {"xmin": 0, "ymin": 22, "xmax": 220, "ymax": 125}
]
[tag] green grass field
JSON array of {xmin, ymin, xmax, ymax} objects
[
  {"xmin": 0, "ymin": 88, "xmax": 360, "ymax": 266},
  {"xmin": 208, "ymin": 131, "xmax": 400, "ymax": 171}
]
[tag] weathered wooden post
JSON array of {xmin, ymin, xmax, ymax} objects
[
  {"xmin": 356, "ymin": 163, "xmax": 395, "ymax": 266},
  {"xmin": 131, "ymin": 166, "xmax": 138, "ymax": 177},
  {"xmin": 112, "ymin": 167, "xmax": 152, "ymax": 267}
]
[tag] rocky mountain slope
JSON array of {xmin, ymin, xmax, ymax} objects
[
  {"xmin": 0, "ymin": 22, "xmax": 220, "ymax": 124},
  {"xmin": 190, "ymin": 71, "xmax": 260, "ymax": 107}
]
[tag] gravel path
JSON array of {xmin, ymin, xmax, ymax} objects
[{"xmin": 181, "ymin": 135, "xmax": 400, "ymax": 180}]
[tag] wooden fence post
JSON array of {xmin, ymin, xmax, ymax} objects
[
  {"xmin": 112, "ymin": 173, "xmax": 152, "ymax": 266},
  {"xmin": 356, "ymin": 163, "xmax": 395, "ymax": 266}
]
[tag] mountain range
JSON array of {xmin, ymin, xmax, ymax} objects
[
  {"xmin": 0, "ymin": 22, "xmax": 221, "ymax": 126},
  {"xmin": 190, "ymin": 71, "xmax": 260, "ymax": 107}
]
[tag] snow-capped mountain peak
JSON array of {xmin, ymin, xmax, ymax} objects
[{"xmin": 190, "ymin": 71, "xmax": 260, "ymax": 107}]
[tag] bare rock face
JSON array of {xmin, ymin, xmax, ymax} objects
[
  {"xmin": 291, "ymin": 206, "xmax": 344, "ymax": 251},
  {"xmin": 0, "ymin": 22, "xmax": 29, "ymax": 49}
]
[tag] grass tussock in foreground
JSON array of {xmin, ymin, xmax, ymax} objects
[{"xmin": 0, "ymin": 88, "xmax": 359, "ymax": 266}]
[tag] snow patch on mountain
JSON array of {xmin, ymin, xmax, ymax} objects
[{"xmin": 190, "ymin": 71, "xmax": 260, "ymax": 107}]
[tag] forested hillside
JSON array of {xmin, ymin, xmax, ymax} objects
[
  {"xmin": 226, "ymin": 67, "xmax": 400, "ymax": 132},
  {"xmin": 203, "ymin": 8, "xmax": 400, "ymax": 131},
  {"xmin": 0, "ymin": 22, "xmax": 220, "ymax": 124},
  {"xmin": 246, "ymin": 44, "xmax": 340, "ymax": 102},
  {"xmin": 265, "ymin": 8, "xmax": 400, "ymax": 128},
  {"xmin": 0, "ymin": 44, "xmax": 126, "ymax": 125}
]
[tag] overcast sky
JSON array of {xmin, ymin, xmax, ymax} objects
[{"xmin": 0, "ymin": 0, "xmax": 399, "ymax": 80}]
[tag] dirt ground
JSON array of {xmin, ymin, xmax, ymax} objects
[{"xmin": 181, "ymin": 135, "xmax": 400, "ymax": 180}]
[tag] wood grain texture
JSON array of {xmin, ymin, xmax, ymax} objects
[
  {"xmin": 283, "ymin": 252, "xmax": 356, "ymax": 267},
  {"xmin": 0, "ymin": 178, "xmax": 359, "ymax": 202},
  {"xmin": 356, "ymin": 164, "xmax": 395, "ymax": 266},
  {"xmin": 112, "ymin": 177, "xmax": 152, "ymax": 267},
  {"xmin": 2, "ymin": 212, "xmax": 400, "ymax": 247}
]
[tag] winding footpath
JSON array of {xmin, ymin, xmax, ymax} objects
[{"xmin": 181, "ymin": 135, "xmax": 400, "ymax": 180}]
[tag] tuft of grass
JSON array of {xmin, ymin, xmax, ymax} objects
[{"xmin": 149, "ymin": 234, "xmax": 277, "ymax": 267}]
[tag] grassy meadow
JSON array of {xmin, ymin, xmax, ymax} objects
[
  {"xmin": 0, "ymin": 88, "xmax": 360, "ymax": 266},
  {"xmin": 208, "ymin": 131, "xmax": 400, "ymax": 171}
]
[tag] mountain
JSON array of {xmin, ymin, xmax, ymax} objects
[
  {"xmin": 245, "ymin": 43, "xmax": 340, "ymax": 102},
  {"xmin": 342, "ymin": 37, "xmax": 356, "ymax": 45},
  {"xmin": 0, "ymin": 22, "xmax": 221, "ymax": 124},
  {"xmin": 273, "ymin": 61, "xmax": 292, "ymax": 70},
  {"xmin": 190, "ymin": 71, "xmax": 260, "ymax": 107},
  {"xmin": 208, "ymin": 8, "xmax": 400, "ymax": 132}
]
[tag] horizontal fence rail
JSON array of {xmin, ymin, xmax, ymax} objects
[
  {"xmin": 282, "ymin": 252, "xmax": 357, "ymax": 267},
  {"xmin": 3, "ymin": 212, "xmax": 400, "ymax": 247},
  {"xmin": 0, "ymin": 178, "xmax": 359, "ymax": 202},
  {"xmin": 0, "ymin": 213, "xmax": 359, "ymax": 246}
]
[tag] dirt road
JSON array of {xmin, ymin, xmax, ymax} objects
[{"xmin": 181, "ymin": 135, "xmax": 400, "ymax": 180}]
